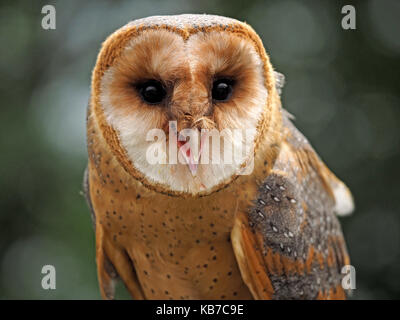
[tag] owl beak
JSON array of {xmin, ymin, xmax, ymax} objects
[{"xmin": 177, "ymin": 132, "xmax": 208, "ymax": 176}]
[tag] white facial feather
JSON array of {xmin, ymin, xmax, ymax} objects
[{"xmin": 99, "ymin": 34, "xmax": 268, "ymax": 194}]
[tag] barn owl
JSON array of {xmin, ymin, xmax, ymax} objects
[{"xmin": 84, "ymin": 14, "xmax": 354, "ymax": 300}]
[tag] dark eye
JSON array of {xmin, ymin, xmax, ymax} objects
[
  {"xmin": 138, "ymin": 80, "xmax": 166, "ymax": 104},
  {"xmin": 212, "ymin": 78, "xmax": 234, "ymax": 102}
]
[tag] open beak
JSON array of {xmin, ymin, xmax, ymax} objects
[
  {"xmin": 169, "ymin": 121, "xmax": 208, "ymax": 177},
  {"xmin": 177, "ymin": 132, "xmax": 207, "ymax": 176}
]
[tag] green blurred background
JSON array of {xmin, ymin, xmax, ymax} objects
[{"xmin": 0, "ymin": 0, "xmax": 399, "ymax": 299}]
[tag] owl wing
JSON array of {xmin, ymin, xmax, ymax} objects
[
  {"xmin": 85, "ymin": 103, "xmax": 146, "ymax": 300},
  {"xmin": 231, "ymin": 114, "xmax": 352, "ymax": 299},
  {"xmin": 82, "ymin": 166, "xmax": 122, "ymax": 299},
  {"xmin": 275, "ymin": 72, "xmax": 353, "ymax": 216},
  {"xmin": 83, "ymin": 166, "xmax": 96, "ymax": 228}
]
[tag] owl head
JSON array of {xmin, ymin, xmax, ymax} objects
[{"xmin": 90, "ymin": 14, "xmax": 282, "ymax": 197}]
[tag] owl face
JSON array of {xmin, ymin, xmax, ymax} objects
[{"xmin": 95, "ymin": 16, "xmax": 275, "ymax": 196}]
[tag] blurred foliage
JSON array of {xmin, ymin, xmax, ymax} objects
[{"xmin": 0, "ymin": 0, "xmax": 399, "ymax": 299}]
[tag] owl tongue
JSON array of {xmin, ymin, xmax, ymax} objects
[{"xmin": 177, "ymin": 132, "xmax": 208, "ymax": 176}]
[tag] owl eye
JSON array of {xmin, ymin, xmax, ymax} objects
[
  {"xmin": 138, "ymin": 80, "xmax": 166, "ymax": 104},
  {"xmin": 212, "ymin": 79, "xmax": 234, "ymax": 102}
]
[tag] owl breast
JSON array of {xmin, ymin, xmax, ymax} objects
[{"xmin": 88, "ymin": 111, "xmax": 253, "ymax": 299}]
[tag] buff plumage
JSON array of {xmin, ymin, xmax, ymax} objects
[{"xmin": 84, "ymin": 14, "xmax": 353, "ymax": 300}]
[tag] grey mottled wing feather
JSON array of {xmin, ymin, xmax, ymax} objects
[{"xmin": 232, "ymin": 115, "xmax": 350, "ymax": 300}]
